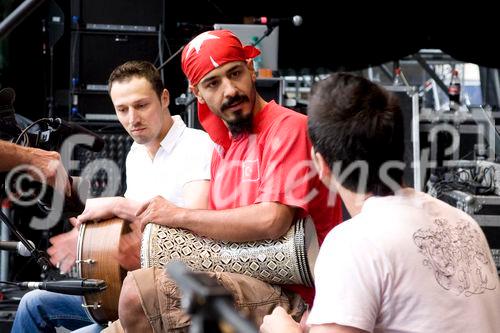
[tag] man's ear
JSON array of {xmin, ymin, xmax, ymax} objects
[
  {"xmin": 311, "ymin": 147, "xmax": 331, "ymax": 181},
  {"xmin": 246, "ymin": 59, "xmax": 257, "ymax": 81},
  {"xmin": 189, "ymin": 84, "xmax": 205, "ymax": 104},
  {"xmin": 161, "ymin": 89, "xmax": 170, "ymax": 107}
]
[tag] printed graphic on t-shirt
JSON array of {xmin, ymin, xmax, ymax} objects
[
  {"xmin": 242, "ymin": 159, "xmax": 260, "ymax": 182},
  {"xmin": 413, "ymin": 218, "xmax": 497, "ymax": 296}
]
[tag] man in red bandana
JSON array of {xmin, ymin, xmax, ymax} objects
[{"xmin": 108, "ymin": 30, "xmax": 343, "ymax": 332}]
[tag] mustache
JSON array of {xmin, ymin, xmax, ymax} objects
[{"xmin": 221, "ymin": 94, "xmax": 249, "ymax": 112}]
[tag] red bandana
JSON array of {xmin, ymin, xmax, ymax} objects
[{"xmin": 181, "ymin": 30, "xmax": 260, "ymax": 150}]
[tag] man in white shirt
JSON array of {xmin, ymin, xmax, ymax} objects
[
  {"xmin": 11, "ymin": 61, "xmax": 214, "ymax": 333},
  {"xmin": 260, "ymin": 72, "xmax": 500, "ymax": 333}
]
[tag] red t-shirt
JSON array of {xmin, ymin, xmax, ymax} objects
[{"xmin": 208, "ymin": 101, "xmax": 343, "ymax": 305}]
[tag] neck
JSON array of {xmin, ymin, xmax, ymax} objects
[
  {"xmin": 252, "ymin": 94, "xmax": 267, "ymax": 116},
  {"xmin": 144, "ymin": 116, "xmax": 174, "ymax": 159},
  {"xmin": 337, "ymin": 186, "xmax": 372, "ymax": 217}
]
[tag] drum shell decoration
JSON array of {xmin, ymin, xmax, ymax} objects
[{"xmin": 141, "ymin": 218, "xmax": 318, "ymax": 287}]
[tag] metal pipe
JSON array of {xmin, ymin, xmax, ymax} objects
[{"xmin": 0, "ymin": 0, "xmax": 46, "ymax": 40}]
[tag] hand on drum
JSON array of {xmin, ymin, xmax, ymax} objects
[
  {"xmin": 47, "ymin": 217, "xmax": 79, "ymax": 273},
  {"xmin": 75, "ymin": 197, "xmax": 124, "ymax": 225},
  {"xmin": 136, "ymin": 195, "xmax": 184, "ymax": 232},
  {"xmin": 260, "ymin": 306, "xmax": 303, "ymax": 333}
]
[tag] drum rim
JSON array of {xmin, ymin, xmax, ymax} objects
[
  {"xmin": 76, "ymin": 223, "xmax": 94, "ymax": 321},
  {"xmin": 140, "ymin": 223, "xmax": 153, "ymax": 268}
]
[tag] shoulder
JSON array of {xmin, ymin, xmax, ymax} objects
[
  {"xmin": 322, "ymin": 212, "xmax": 382, "ymax": 252},
  {"xmin": 272, "ymin": 104, "xmax": 307, "ymax": 124},
  {"xmin": 324, "ymin": 216, "xmax": 362, "ymax": 241},
  {"xmin": 264, "ymin": 105, "xmax": 308, "ymax": 137},
  {"xmin": 125, "ymin": 142, "xmax": 142, "ymax": 162},
  {"xmin": 180, "ymin": 127, "xmax": 214, "ymax": 149},
  {"xmin": 183, "ymin": 126, "xmax": 211, "ymax": 141}
]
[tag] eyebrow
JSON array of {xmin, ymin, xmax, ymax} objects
[
  {"xmin": 200, "ymin": 64, "xmax": 244, "ymax": 85},
  {"xmin": 115, "ymin": 97, "xmax": 150, "ymax": 108}
]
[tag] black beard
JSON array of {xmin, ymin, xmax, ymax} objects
[
  {"xmin": 221, "ymin": 94, "xmax": 252, "ymax": 136},
  {"xmin": 227, "ymin": 112, "xmax": 253, "ymax": 136}
]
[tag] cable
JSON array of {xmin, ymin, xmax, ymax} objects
[
  {"xmin": 0, "ymin": 281, "xmax": 18, "ymax": 287},
  {"xmin": 157, "ymin": 44, "xmax": 185, "ymax": 71},
  {"xmin": 14, "ymin": 118, "xmax": 51, "ymax": 145}
]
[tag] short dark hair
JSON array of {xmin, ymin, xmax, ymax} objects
[
  {"xmin": 108, "ymin": 60, "xmax": 163, "ymax": 99},
  {"xmin": 308, "ymin": 72, "xmax": 404, "ymax": 196}
]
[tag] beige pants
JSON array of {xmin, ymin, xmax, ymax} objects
[{"xmin": 102, "ymin": 267, "xmax": 306, "ymax": 333}]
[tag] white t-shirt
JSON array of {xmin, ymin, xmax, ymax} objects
[
  {"xmin": 124, "ymin": 115, "xmax": 213, "ymax": 206},
  {"xmin": 307, "ymin": 188, "xmax": 500, "ymax": 333}
]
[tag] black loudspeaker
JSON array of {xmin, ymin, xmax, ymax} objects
[
  {"xmin": 69, "ymin": 0, "xmax": 165, "ymax": 121},
  {"xmin": 71, "ymin": 0, "xmax": 164, "ymax": 28},
  {"xmin": 70, "ymin": 30, "xmax": 161, "ymax": 120},
  {"xmin": 74, "ymin": 32, "xmax": 160, "ymax": 88},
  {"xmin": 76, "ymin": 93, "xmax": 116, "ymax": 120}
]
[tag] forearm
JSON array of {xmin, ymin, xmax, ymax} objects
[
  {"xmin": 114, "ymin": 198, "xmax": 142, "ymax": 221},
  {"xmin": 78, "ymin": 197, "xmax": 143, "ymax": 224},
  {"xmin": 310, "ymin": 324, "xmax": 368, "ymax": 333},
  {"xmin": 0, "ymin": 141, "xmax": 32, "ymax": 171},
  {"xmin": 176, "ymin": 202, "xmax": 295, "ymax": 242}
]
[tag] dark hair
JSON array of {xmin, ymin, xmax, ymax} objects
[
  {"xmin": 108, "ymin": 60, "xmax": 163, "ymax": 99},
  {"xmin": 308, "ymin": 72, "xmax": 404, "ymax": 196}
]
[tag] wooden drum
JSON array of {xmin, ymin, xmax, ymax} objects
[{"xmin": 76, "ymin": 218, "xmax": 130, "ymax": 324}]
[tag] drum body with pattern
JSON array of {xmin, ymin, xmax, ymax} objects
[{"xmin": 141, "ymin": 218, "xmax": 318, "ymax": 287}]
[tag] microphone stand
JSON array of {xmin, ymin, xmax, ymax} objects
[
  {"xmin": 0, "ymin": 209, "xmax": 61, "ymax": 280},
  {"xmin": 251, "ymin": 24, "xmax": 278, "ymax": 47},
  {"xmin": 156, "ymin": 22, "xmax": 212, "ymax": 71},
  {"xmin": 157, "ymin": 44, "xmax": 185, "ymax": 71},
  {"xmin": 167, "ymin": 261, "xmax": 258, "ymax": 333}
]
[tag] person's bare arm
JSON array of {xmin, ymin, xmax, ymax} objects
[
  {"xmin": 0, "ymin": 140, "xmax": 33, "ymax": 171},
  {"xmin": 137, "ymin": 196, "xmax": 295, "ymax": 242},
  {"xmin": 309, "ymin": 324, "xmax": 368, "ymax": 333},
  {"xmin": 260, "ymin": 307, "xmax": 368, "ymax": 333},
  {"xmin": 49, "ymin": 196, "xmax": 145, "ymax": 272},
  {"xmin": 0, "ymin": 140, "xmax": 70, "ymax": 195},
  {"xmin": 75, "ymin": 197, "xmax": 142, "ymax": 225},
  {"xmin": 182, "ymin": 180, "xmax": 210, "ymax": 209}
]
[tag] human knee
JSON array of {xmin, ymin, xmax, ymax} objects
[
  {"xmin": 18, "ymin": 290, "xmax": 50, "ymax": 311},
  {"xmin": 118, "ymin": 273, "xmax": 144, "ymax": 321}
]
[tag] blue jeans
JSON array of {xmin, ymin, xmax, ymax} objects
[{"xmin": 11, "ymin": 290, "xmax": 103, "ymax": 333}]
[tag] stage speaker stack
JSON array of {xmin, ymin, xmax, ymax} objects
[
  {"xmin": 68, "ymin": 0, "xmax": 165, "ymax": 121},
  {"xmin": 67, "ymin": 0, "xmax": 165, "ymax": 197}
]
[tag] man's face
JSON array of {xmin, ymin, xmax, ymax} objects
[
  {"xmin": 192, "ymin": 61, "xmax": 257, "ymax": 134},
  {"xmin": 110, "ymin": 77, "xmax": 168, "ymax": 145}
]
